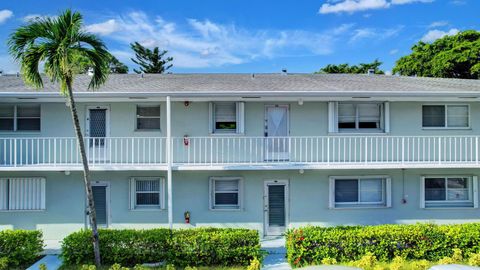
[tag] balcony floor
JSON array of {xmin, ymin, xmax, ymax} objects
[{"xmin": 1, "ymin": 162, "xmax": 479, "ymax": 171}]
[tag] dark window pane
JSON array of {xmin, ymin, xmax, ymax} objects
[
  {"xmin": 89, "ymin": 109, "xmax": 106, "ymax": 137},
  {"xmin": 0, "ymin": 119, "xmax": 14, "ymax": 131},
  {"xmin": 423, "ymin": 106, "xmax": 445, "ymax": 127},
  {"xmin": 358, "ymin": 122, "xmax": 379, "ymax": 129},
  {"xmin": 215, "ymin": 193, "xmax": 238, "ymax": 205},
  {"xmin": 137, "ymin": 118, "xmax": 160, "ymax": 130},
  {"xmin": 136, "ymin": 180, "xmax": 160, "ymax": 192},
  {"xmin": 448, "ymin": 178, "xmax": 467, "ymax": 189},
  {"xmin": 137, "ymin": 106, "xmax": 160, "ymax": 117},
  {"xmin": 137, "ymin": 193, "xmax": 160, "ymax": 205},
  {"xmin": 335, "ymin": 179, "xmax": 358, "ymax": 203},
  {"xmin": 17, "ymin": 105, "xmax": 40, "ymax": 117},
  {"xmin": 338, "ymin": 122, "xmax": 355, "ymax": 129},
  {"xmin": 215, "ymin": 121, "xmax": 236, "ymax": 130},
  {"xmin": 0, "ymin": 105, "xmax": 14, "ymax": 117},
  {"xmin": 17, "ymin": 119, "xmax": 40, "ymax": 131},
  {"xmin": 425, "ymin": 178, "xmax": 446, "ymax": 201}
]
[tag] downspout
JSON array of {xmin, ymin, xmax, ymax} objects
[{"xmin": 166, "ymin": 96, "xmax": 173, "ymax": 229}]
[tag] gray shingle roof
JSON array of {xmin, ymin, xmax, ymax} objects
[{"xmin": 0, "ymin": 73, "xmax": 480, "ymax": 96}]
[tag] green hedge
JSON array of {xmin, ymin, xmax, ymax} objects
[
  {"xmin": 61, "ymin": 228, "xmax": 261, "ymax": 267},
  {"xmin": 0, "ymin": 230, "xmax": 43, "ymax": 269},
  {"xmin": 286, "ymin": 223, "xmax": 480, "ymax": 268}
]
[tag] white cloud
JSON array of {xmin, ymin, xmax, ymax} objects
[
  {"xmin": 320, "ymin": 0, "xmax": 389, "ymax": 14},
  {"xmin": 389, "ymin": 49, "xmax": 399, "ymax": 54},
  {"xmin": 319, "ymin": 0, "xmax": 433, "ymax": 14},
  {"xmin": 22, "ymin": 14, "xmax": 56, "ymax": 22},
  {"xmin": 85, "ymin": 12, "xmax": 347, "ymax": 68},
  {"xmin": 391, "ymin": 0, "xmax": 433, "ymax": 4},
  {"xmin": 349, "ymin": 25, "xmax": 403, "ymax": 43},
  {"xmin": 428, "ymin": 20, "xmax": 449, "ymax": 28},
  {"xmin": 85, "ymin": 19, "xmax": 120, "ymax": 36},
  {"xmin": 0, "ymin": 10, "xmax": 13, "ymax": 24},
  {"xmin": 421, "ymin": 28, "xmax": 459, "ymax": 42},
  {"xmin": 450, "ymin": 0, "xmax": 466, "ymax": 5}
]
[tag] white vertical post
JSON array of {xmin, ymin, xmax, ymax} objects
[{"xmin": 166, "ymin": 96, "xmax": 173, "ymax": 229}]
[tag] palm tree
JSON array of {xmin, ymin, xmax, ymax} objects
[{"xmin": 8, "ymin": 9, "xmax": 110, "ymax": 266}]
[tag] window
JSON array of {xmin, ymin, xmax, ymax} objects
[
  {"xmin": 422, "ymin": 105, "xmax": 469, "ymax": 128},
  {"xmin": 0, "ymin": 104, "xmax": 41, "ymax": 132},
  {"xmin": 422, "ymin": 176, "xmax": 478, "ymax": 208},
  {"xmin": 209, "ymin": 102, "xmax": 244, "ymax": 134},
  {"xmin": 210, "ymin": 177, "xmax": 242, "ymax": 210},
  {"xmin": 329, "ymin": 176, "xmax": 391, "ymax": 208},
  {"xmin": 0, "ymin": 178, "xmax": 46, "ymax": 211},
  {"xmin": 136, "ymin": 105, "xmax": 160, "ymax": 130},
  {"xmin": 328, "ymin": 102, "xmax": 389, "ymax": 133},
  {"xmin": 130, "ymin": 177, "xmax": 164, "ymax": 210}
]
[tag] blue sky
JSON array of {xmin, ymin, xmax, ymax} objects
[{"xmin": 0, "ymin": 0, "xmax": 478, "ymax": 74}]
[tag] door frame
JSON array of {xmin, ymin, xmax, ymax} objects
[
  {"xmin": 85, "ymin": 105, "xmax": 111, "ymax": 138},
  {"xmin": 264, "ymin": 104, "xmax": 290, "ymax": 161},
  {"xmin": 263, "ymin": 179, "xmax": 289, "ymax": 236},
  {"xmin": 264, "ymin": 104, "xmax": 290, "ymax": 137},
  {"xmin": 86, "ymin": 181, "xmax": 111, "ymax": 228}
]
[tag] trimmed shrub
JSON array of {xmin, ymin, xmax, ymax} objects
[
  {"xmin": 0, "ymin": 230, "xmax": 43, "ymax": 268},
  {"xmin": 61, "ymin": 228, "xmax": 171, "ymax": 266},
  {"xmin": 286, "ymin": 223, "xmax": 480, "ymax": 268},
  {"xmin": 61, "ymin": 228, "xmax": 261, "ymax": 267}
]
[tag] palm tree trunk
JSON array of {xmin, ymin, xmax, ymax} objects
[{"xmin": 66, "ymin": 79, "xmax": 101, "ymax": 266}]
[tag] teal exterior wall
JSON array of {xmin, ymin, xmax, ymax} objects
[
  {"xmin": 2, "ymin": 168, "xmax": 480, "ymax": 240},
  {"xmin": 1, "ymin": 101, "xmax": 479, "ymax": 138}
]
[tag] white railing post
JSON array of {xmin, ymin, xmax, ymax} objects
[
  {"xmin": 401, "ymin": 137, "xmax": 405, "ymax": 165},
  {"xmin": 438, "ymin": 137, "xmax": 442, "ymax": 164},
  {"xmin": 166, "ymin": 96, "xmax": 173, "ymax": 230},
  {"xmin": 476, "ymin": 137, "xmax": 479, "ymax": 165}
]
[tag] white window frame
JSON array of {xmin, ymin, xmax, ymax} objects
[
  {"xmin": 329, "ymin": 176, "xmax": 392, "ymax": 209},
  {"xmin": 135, "ymin": 104, "xmax": 161, "ymax": 131},
  {"xmin": 420, "ymin": 176, "xmax": 478, "ymax": 209},
  {"xmin": 0, "ymin": 104, "xmax": 41, "ymax": 132},
  {"xmin": 209, "ymin": 177, "xmax": 243, "ymax": 211},
  {"xmin": 328, "ymin": 102, "xmax": 389, "ymax": 134},
  {"xmin": 209, "ymin": 102, "xmax": 245, "ymax": 135},
  {"xmin": 0, "ymin": 177, "xmax": 46, "ymax": 211},
  {"xmin": 422, "ymin": 104, "xmax": 470, "ymax": 129},
  {"xmin": 129, "ymin": 177, "xmax": 165, "ymax": 210}
]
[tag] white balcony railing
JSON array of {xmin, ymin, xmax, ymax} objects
[
  {"xmin": 0, "ymin": 136, "xmax": 478, "ymax": 168},
  {"xmin": 0, "ymin": 137, "xmax": 167, "ymax": 167},
  {"xmin": 173, "ymin": 136, "xmax": 479, "ymax": 165}
]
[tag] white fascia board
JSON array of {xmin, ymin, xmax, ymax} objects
[{"xmin": 1, "ymin": 90, "xmax": 480, "ymax": 102}]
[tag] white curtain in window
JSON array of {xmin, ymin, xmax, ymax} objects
[
  {"xmin": 8, "ymin": 178, "xmax": 45, "ymax": 210},
  {"xmin": 358, "ymin": 104, "xmax": 381, "ymax": 122},
  {"xmin": 267, "ymin": 107, "xmax": 288, "ymax": 136},
  {"xmin": 215, "ymin": 102, "xmax": 236, "ymax": 122},
  {"xmin": 338, "ymin": 103, "xmax": 355, "ymax": 123},
  {"xmin": 0, "ymin": 179, "xmax": 7, "ymax": 210},
  {"xmin": 215, "ymin": 180, "xmax": 239, "ymax": 192},
  {"xmin": 447, "ymin": 105, "xmax": 468, "ymax": 127},
  {"xmin": 360, "ymin": 179, "xmax": 383, "ymax": 202}
]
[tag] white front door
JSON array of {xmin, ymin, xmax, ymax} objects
[
  {"xmin": 264, "ymin": 180, "xmax": 289, "ymax": 236},
  {"xmin": 265, "ymin": 105, "xmax": 289, "ymax": 161},
  {"xmin": 89, "ymin": 181, "xmax": 110, "ymax": 228},
  {"xmin": 86, "ymin": 106, "xmax": 110, "ymax": 162}
]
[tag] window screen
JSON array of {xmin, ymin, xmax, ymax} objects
[
  {"xmin": 136, "ymin": 105, "xmax": 160, "ymax": 130},
  {"xmin": 214, "ymin": 102, "xmax": 237, "ymax": 132}
]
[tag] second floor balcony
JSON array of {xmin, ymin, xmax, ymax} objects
[{"xmin": 0, "ymin": 135, "xmax": 479, "ymax": 170}]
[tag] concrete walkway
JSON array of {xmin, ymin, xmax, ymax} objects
[
  {"xmin": 27, "ymin": 255, "xmax": 62, "ymax": 270},
  {"xmin": 261, "ymin": 237, "xmax": 291, "ymax": 270}
]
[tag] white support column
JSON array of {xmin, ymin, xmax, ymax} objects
[{"xmin": 166, "ymin": 96, "xmax": 173, "ymax": 229}]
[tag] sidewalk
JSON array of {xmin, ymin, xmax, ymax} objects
[{"xmin": 261, "ymin": 237, "xmax": 291, "ymax": 270}]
